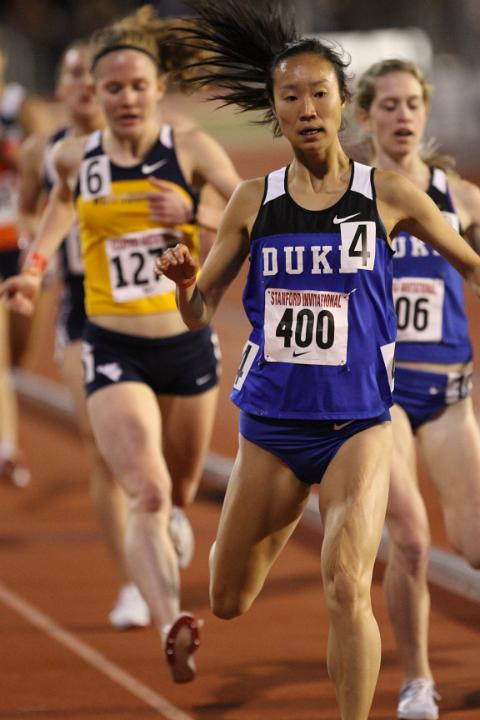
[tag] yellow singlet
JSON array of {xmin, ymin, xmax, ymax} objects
[{"xmin": 75, "ymin": 126, "xmax": 200, "ymax": 317}]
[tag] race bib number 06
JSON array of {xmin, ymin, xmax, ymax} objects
[
  {"xmin": 393, "ymin": 277, "xmax": 444, "ymax": 342},
  {"xmin": 264, "ymin": 288, "xmax": 348, "ymax": 365}
]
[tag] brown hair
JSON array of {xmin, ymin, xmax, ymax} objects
[
  {"xmin": 90, "ymin": 4, "xmax": 201, "ymax": 85},
  {"xmin": 355, "ymin": 58, "xmax": 456, "ymax": 173}
]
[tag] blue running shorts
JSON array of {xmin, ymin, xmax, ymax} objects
[
  {"xmin": 393, "ymin": 365, "xmax": 472, "ymax": 432},
  {"xmin": 239, "ymin": 409, "xmax": 391, "ymax": 485}
]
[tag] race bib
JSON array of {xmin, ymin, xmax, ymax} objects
[
  {"xmin": 445, "ymin": 369, "xmax": 473, "ymax": 404},
  {"xmin": 106, "ymin": 228, "xmax": 180, "ymax": 303},
  {"xmin": 393, "ymin": 277, "xmax": 444, "ymax": 342},
  {"xmin": 264, "ymin": 288, "xmax": 349, "ymax": 365},
  {"xmin": 233, "ymin": 340, "xmax": 259, "ymax": 390},
  {"xmin": 80, "ymin": 155, "xmax": 111, "ymax": 200}
]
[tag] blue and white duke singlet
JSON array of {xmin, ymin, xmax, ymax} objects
[{"xmin": 231, "ymin": 161, "xmax": 397, "ymax": 420}]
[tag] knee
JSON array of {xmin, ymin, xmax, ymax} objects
[
  {"xmin": 210, "ymin": 591, "xmax": 249, "ymax": 620},
  {"xmin": 323, "ymin": 565, "xmax": 370, "ymax": 620},
  {"xmin": 390, "ymin": 529, "xmax": 430, "ymax": 577},
  {"xmin": 445, "ymin": 518, "xmax": 480, "ymax": 568},
  {"xmin": 209, "ymin": 577, "xmax": 250, "ymax": 620},
  {"xmin": 464, "ymin": 553, "xmax": 480, "ymax": 570},
  {"xmin": 131, "ymin": 481, "xmax": 164, "ymax": 514},
  {"xmin": 174, "ymin": 480, "xmax": 197, "ymax": 508},
  {"xmin": 458, "ymin": 542, "xmax": 480, "ymax": 570}
]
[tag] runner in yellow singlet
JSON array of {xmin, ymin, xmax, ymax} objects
[{"xmin": 0, "ymin": 6, "xmax": 240, "ymax": 683}]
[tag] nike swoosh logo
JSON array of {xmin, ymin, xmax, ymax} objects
[
  {"xmin": 141, "ymin": 159, "xmax": 168, "ymax": 174},
  {"xmin": 292, "ymin": 350, "xmax": 311, "ymax": 357},
  {"xmin": 332, "ymin": 212, "xmax": 360, "ymax": 224},
  {"xmin": 333, "ymin": 420, "xmax": 354, "ymax": 431},
  {"xmin": 195, "ymin": 373, "xmax": 213, "ymax": 386}
]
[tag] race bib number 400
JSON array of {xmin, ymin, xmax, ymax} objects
[
  {"xmin": 106, "ymin": 229, "xmax": 180, "ymax": 302},
  {"xmin": 264, "ymin": 288, "xmax": 349, "ymax": 365},
  {"xmin": 393, "ymin": 277, "xmax": 444, "ymax": 342}
]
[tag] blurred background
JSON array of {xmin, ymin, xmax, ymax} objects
[{"xmin": 1, "ymin": 0, "xmax": 480, "ymax": 169}]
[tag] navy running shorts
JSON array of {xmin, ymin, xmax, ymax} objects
[
  {"xmin": 0, "ymin": 248, "xmax": 20, "ymax": 279},
  {"xmin": 82, "ymin": 320, "xmax": 220, "ymax": 398}
]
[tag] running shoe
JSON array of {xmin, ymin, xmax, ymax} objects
[
  {"xmin": 163, "ymin": 612, "xmax": 201, "ymax": 683},
  {"xmin": 169, "ymin": 506, "xmax": 195, "ymax": 568},
  {"xmin": 108, "ymin": 583, "xmax": 151, "ymax": 629},
  {"xmin": 397, "ymin": 678, "xmax": 440, "ymax": 720},
  {"xmin": 0, "ymin": 452, "xmax": 31, "ymax": 488}
]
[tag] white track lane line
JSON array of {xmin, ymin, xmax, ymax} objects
[{"xmin": 0, "ymin": 580, "xmax": 195, "ymax": 720}]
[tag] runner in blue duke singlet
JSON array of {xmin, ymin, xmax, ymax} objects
[
  {"xmin": 392, "ymin": 167, "xmax": 473, "ymax": 429},
  {"xmin": 155, "ymin": 8, "xmax": 480, "ymax": 716},
  {"xmin": 356, "ymin": 58, "xmax": 480, "ymax": 720},
  {"xmin": 231, "ymin": 160, "xmax": 395, "ymax": 484},
  {"xmin": 233, "ymin": 160, "xmax": 396, "ymax": 422}
]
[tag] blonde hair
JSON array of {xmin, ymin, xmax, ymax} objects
[
  {"xmin": 355, "ymin": 58, "xmax": 456, "ymax": 173},
  {"xmin": 90, "ymin": 4, "xmax": 200, "ymax": 86}
]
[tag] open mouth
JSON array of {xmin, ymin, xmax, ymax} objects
[
  {"xmin": 394, "ymin": 128, "xmax": 414, "ymax": 137},
  {"xmin": 299, "ymin": 127, "xmax": 323, "ymax": 136},
  {"xmin": 117, "ymin": 114, "xmax": 140, "ymax": 123}
]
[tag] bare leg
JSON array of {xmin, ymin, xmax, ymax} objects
[
  {"xmin": 385, "ymin": 404, "xmax": 432, "ymax": 681},
  {"xmin": 62, "ymin": 341, "xmax": 128, "ymax": 580},
  {"xmin": 319, "ymin": 421, "xmax": 391, "ymax": 720},
  {"xmin": 0, "ymin": 302, "xmax": 17, "ymax": 456},
  {"xmin": 87, "ymin": 383, "xmax": 180, "ymax": 631},
  {"xmin": 210, "ymin": 435, "xmax": 311, "ymax": 618},
  {"xmin": 418, "ymin": 397, "xmax": 480, "ymax": 568},
  {"xmin": 159, "ymin": 386, "xmax": 219, "ymax": 507}
]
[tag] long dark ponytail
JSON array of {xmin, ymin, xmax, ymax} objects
[{"xmin": 170, "ymin": 0, "xmax": 351, "ymax": 136}]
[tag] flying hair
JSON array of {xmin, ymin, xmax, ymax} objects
[{"xmin": 169, "ymin": 0, "xmax": 351, "ymax": 137}]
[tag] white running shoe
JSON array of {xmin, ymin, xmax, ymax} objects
[
  {"xmin": 397, "ymin": 678, "xmax": 440, "ymax": 720},
  {"xmin": 108, "ymin": 584, "xmax": 151, "ymax": 630},
  {"xmin": 169, "ymin": 507, "xmax": 195, "ymax": 568},
  {"xmin": 0, "ymin": 453, "xmax": 31, "ymax": 488}
]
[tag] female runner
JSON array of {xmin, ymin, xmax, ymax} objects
[
  {"xmin": 356, "ymin": 58, "xmax": 480, "ymax": 720},
  {"xmin": 157, "ymin": 1, "xmax": 480, "ymax": 714},
  {"xmin": 0, "ymin": 5, "xmax": 240, "ymax": 683}
]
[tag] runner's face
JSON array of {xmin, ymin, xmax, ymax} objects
[
  {"xmin": 362, "ymin": 71, "xmax": 428, "ymax": 160},
  {"xmin": 272, "ymin": 53, "xmax": 344, "ymax": 152},
  {"xmin": 57, "ymin": 47, "xmax": 101, "ymax": 122},
  {"xmin": 94, "ymin": 50, "xmax": 164, "ymax": 139}
]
